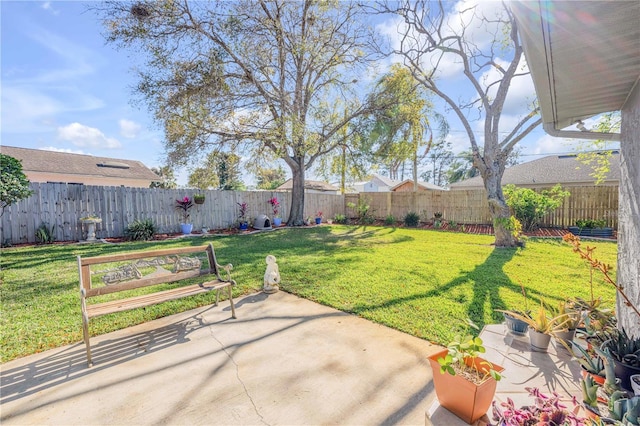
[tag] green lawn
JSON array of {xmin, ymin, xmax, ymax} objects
[{"xmin": 0, "ymin": 226, "xmax": 617, "ymax": 363}]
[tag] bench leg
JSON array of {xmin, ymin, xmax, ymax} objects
[
  {"xmin": 228, "ymin": 285, "xmax": 236, "ymax": 319},
  {"xmin": 82, "ymin": 312, "xmax": 93, "ymax": 367}
]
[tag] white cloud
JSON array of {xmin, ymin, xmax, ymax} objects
[
  {"xmin": 1, "ymin": 85, "xmax": 104, "ymax": 133},
  {"xmin": 529, "ymin": 133, "xmax": 575, "ymax": 156},
  {"xmin": 119, "ymin": 119, "xmax": 142, "ymax": 138},
  {"xmin": 57, "ymin": 123, "xmax": 121, "ymax": 149},
  {"xmin": 41, "ymin": 2, "xmax": 60, "ymax": 15}
]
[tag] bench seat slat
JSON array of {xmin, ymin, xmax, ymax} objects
[{"xmin": 86, "ymin": 281, "xmax": 232, "ymax": 318}]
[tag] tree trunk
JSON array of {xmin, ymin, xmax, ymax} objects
[
  {"xmin": 288, "ymin": 163, "xmax": 306, "ymax": 226},
  {"xmin": 484, "ymin": 172, "xmax": 518, "ymax": 247}
]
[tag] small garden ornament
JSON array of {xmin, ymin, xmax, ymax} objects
[{"xmin": 263, "ymin": 255, "xmax": 280, "ymax": 294}]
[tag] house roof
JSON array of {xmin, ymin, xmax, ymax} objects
[
  {"xmin": 449, "ymin": 153, "xmax": 621, "ymax": 189},
  {"xmin": 370, "ymin": 173, "xmax": 399, "ymax": 187},
  {"xmin": 390, "ymin": 179, "xmax": 447, "ymax": 191},
  {"xmin": 276, "ymin": 179, "xmax": 339, "ymax": 192},
  {"xmin": 1, "ymin": 146, "xmax": 159, "ymax": 182},
  {"xmin": 511, "ymin": 1, "xmax": 640, "ymax": 133}
]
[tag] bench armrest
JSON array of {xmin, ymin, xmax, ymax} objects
[{"xmin": 219, "ymin": 263, "xmax": 234, "ymax": 282}]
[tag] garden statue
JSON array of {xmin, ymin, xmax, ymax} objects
[{"xmin": 263, "ymin": 255, "xmax": 280, "ymax": 294}]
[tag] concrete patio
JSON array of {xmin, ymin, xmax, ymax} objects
[
  {"xmin": 1, "ymin": 291, "xmax": 582, "ymax": 425},
  {"xmin": 1, "ymin": 291, "xmax": 440, "ymax": 425}
]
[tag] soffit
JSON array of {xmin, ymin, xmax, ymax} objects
[{"xmin": 512, "ymin": 1, "xmax": 640, "ymax": 130}]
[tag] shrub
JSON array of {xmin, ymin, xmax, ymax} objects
[
  {"xmin": 384, "ymin": 214, "xmax": 396, "ymax": 226},
  {"xmin": 347, "ymin": 197, "xmax": 374, "ymax": 225},
  {"xmin": 333, "ymin": 213, "xmax": 347, "ymax": 224},
  {"xmin": 124, "ymin": 219, "xmax": 157, "ymax": 241},
  {"xmin": 504, "ymin": 184, "xmax": 570, "ymax": 231},
  {"xmin": 35, "ymin": 222, "xmax": 55, "ymax": 244},
  {"xmin": 1, "ymin": 154, "xmax": 33, "ymax": 214},
  {"xmin": 575, "ymin": 219, "xmax": 607, "ymax": 229},
  {"xmin": 404, "ymin": 211, "xmax": 420, "ymax": 227}
]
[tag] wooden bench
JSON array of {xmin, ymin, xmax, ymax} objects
[{"xmin": 78, "ymin": 243, "xmax": 236, "ymax": 366}]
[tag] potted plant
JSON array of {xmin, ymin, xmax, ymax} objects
[
  {"xmin": 599, "ymin": 328, "xmax": 640, "ymax": 392},
  {"xmin": 237, "ymin": 202, "xmax": 249, "ymax": 230},
  {"xmin": 492, "ymin": 387, "xmax": 586, "ymax": 425},
  {"xmin": 193, "ymin": 193, "xmax": 205, "ymax": 204},
  {"xmin": 631, "ymin": 374, "xmax": 640, "ymax": 396},
  {"xmin": 500, "ymin": 282, "xmax": 530, "ymax": 336},
  {"xmin": 499, "ymin": 301, "xmax": 569, "ymax": 353},
  {"xmin": 268, "ymin": 197, "xmax": 282, "ymax": 227},
  {"xmin": 583, "ymin": 368, "xmax": 640, "ymax": 424},
  {"xmin": 175, "ymin": 196, "xmax": 194, "ymax": 234},
  {"xmin": 315, "ymin": 211, "xmax": 323, "ymax": 225},
  {"xmin": 428, "ymin": 322, "xmax": 503, "ymax": 424},
  {"xmin": 572, "ymin": 341, "xmax": 606, "ymax": 385},
  {"xmin": 568, "ymin": 219, "xmax": 613, "ymax": 238},
  {"xmin": 554, "ymin": 300, "xmax": 581, "ymax": 351}
]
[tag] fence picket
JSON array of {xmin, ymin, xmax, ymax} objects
[{"xmin": 0, "ymin": 183, "xmax": 618, "ymax": 244}]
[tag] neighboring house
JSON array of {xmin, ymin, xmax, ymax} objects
[
  {"xmin": 449, "ymin": 153, "xmax": 621, "ymax": 190},
  {"xmin": 511, "ymin": 1, "xmax": 639, "ymax": 332},
  {"xmin": 1, "ymin": 146, "xmax": 160, "ymax": 188},
  {"xmin": 390, "ymin": 179, "xmax": 447, "ymax": 192},
  {"xmin": 352, "ymin": 174, "xmax": 401, "ymax": 192},
  {"xmin": 276, "ymin": 179, "xmax": 340, "ymax": 194}
]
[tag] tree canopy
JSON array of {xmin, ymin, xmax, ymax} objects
[
  {"xmin": 1, "ymin": 154, "xmax": 33, "ymax": 215},
  {"xmin": 150, "ymin": 165, "xmax": 177, "ymax": 189},
  {"xmin": 98, "ymin": 0, "xmax": 382, "ymax": 225}
]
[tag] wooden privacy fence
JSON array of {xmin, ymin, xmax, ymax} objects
[
  {"xmin": 350, "ymin": 185, "xmax": 618, "ymax": 229},
  {"xmin": 1, "ymin": 183, "xmax": 345, "ymax": 244},
  {"xmin": 0, "ymin": 183, "xmax": 618, "ymax": 244}
]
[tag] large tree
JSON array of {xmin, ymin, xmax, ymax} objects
[
  {"xmin": 150, "ymin": 165, "xmax": 177, "ymax": 189},
  {"xmin": 99, "ymin": 0, "xmax": 380, "ymax": 225},
  {"xmin": 379, "ymin": 1, "xmax": 542, "ymax": 246},
  {"xmin": 256, "ymin": 166, "xmax": 287, "ymax": 190},
  {"xmin": 367, "ymin": 64, "xmax": 448, "ymax": 189}
]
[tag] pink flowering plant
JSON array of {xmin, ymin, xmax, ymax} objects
[
  {"xmin": 237, "ymin": 202, "xmax": 248, "ymax": 224},
  {"xmin": 492, "ymin": 387, "xmax": 586, "ymax": 426},
  {"xmin": 175, "ymin": 196, "xmax": 194, "ymax": 223},
  {"xmin": 268, "ymin": 197, "xmax": 280, "ymax": 218},
  {"xmin": 316, "ymin": 211, "xmax": 323, "ymax": 218}
]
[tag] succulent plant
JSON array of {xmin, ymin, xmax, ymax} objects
[{"xmin": 582, "ymin": 375, "xmax": 599, "ymax": 408}]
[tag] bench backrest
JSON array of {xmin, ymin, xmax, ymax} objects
[{"xmin": 78, "ymin": 244, "xmax": 223, "ymax": 298}]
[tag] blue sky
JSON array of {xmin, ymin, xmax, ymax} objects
[
  {"xmin": 1, "ymin": 1, "xmax": 166, "ymax": 172},
  {"xmin": 1, "ymin": 1, "xmax": 617, "ymax": 187}
]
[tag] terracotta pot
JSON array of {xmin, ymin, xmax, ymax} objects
[
  {"xmin": 529, "ymin": 329, "xmax": 551, "ymax": 352},
  {"xmin": 581, "ymin": 366, "xmax": 606, "ymax": 386},
  {"xmin": 428, "ymin": 349, "xmax": 504, "ymax": 424}
]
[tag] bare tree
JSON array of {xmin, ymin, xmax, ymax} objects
[
  {"xmin": 377, "ymin": 1, "xmax": 542, "ymax": 246},
  {"xmin": 97, "ymin": 0, "xmax": 381, "ymax": 225}
]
